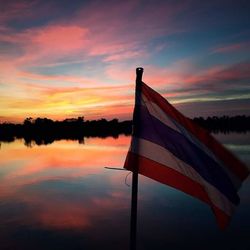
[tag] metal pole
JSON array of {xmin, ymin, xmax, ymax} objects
[
  {"xmin": 130, "ymin": 167, "xmax": 138, "ymax": 250},
  {"xmin": 130, "ymin": 67, "xmax": 143, "ymax": 250}
]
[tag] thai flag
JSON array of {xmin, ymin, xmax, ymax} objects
[{"xmin": 124, "ymin": 81, "xmax": 249, "ymax": 229}]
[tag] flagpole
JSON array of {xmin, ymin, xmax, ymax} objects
[{"xmin": 130, "ymin": 67, "xmax": 143, "ymax": 250}]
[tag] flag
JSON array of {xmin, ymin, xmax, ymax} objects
[{"xmin": 124, "ymin": 81, "xmax": 249, "ymax": 229}]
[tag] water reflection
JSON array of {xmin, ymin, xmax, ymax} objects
[
  {"xmin": 0, "ymin": 137, "xmax": 132, "ymax": 249},
  {"xmin": 0, "ymin": 134, "xmax": 249, "ymax": 250},
  {"xmin": 213, "ymin": 132, "xmax": 250, "ymax": 164}
]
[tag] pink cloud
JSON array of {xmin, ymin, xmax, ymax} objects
[
  {"xmin": 31, "ymin": 25, "xmax": 89, "ymax": 53},
  {"xmin": 211, "ymin": 41, "xmax": 250, "ymax": 54},
  {"xmin": 72, "ymin": 0, "xmax": 188, "ymax": 61},
  {"xmin": 0, "ymin": 22, "xmax": 145, "ymax": 68},
  {"xmin": 0, "ymin": 0, "xmax": 190, "ymax": 92},
  {"xmin": 1, "ymin": 25, "xmax": 89, "ymax": 65},
  {"xmin": 0, "ymin": 0, "xmax": 36, "ymax": 24},
  {"xmin": 181, "ymin": 62, "xmax": 250, "ymax": 91},
  {"xmin": 106, "ymin": 61, "xmax": 250, "ymax": 105},
  {"xmin": 104, "ymin": 49, "xmax": 147, "ymax": 62},
  {"xmin": 0, "ymin": 0, "xmax": 187, "ymax": 64},
  {"xmin": 1, "ymin": 1, "xmax": 248, "ymax": 121}
]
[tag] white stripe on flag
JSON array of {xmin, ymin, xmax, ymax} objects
[
  {"xmin": 141, "ymin": 94, "xmax": 242, "ymax": 190},
  {"xmin": 130, "ymin": 137, "xmax": 236, "ymax": 216}
]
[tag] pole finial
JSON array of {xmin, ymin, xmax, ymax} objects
[{"xmin": 136, "ymin": 67, "xmax": 144, "ymax": 83}]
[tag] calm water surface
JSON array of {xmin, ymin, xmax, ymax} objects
[{"xmin": 0, "ymin": 133, "xmax": 249, "ymax": 250}]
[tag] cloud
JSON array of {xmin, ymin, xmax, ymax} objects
[
  {"xmin": 184, "ymin": 62, "xmax": 250, "ymax": 91},
  {"xmin": 0, "ymin": 0, "xmax": 249, "ymax": 121},
  {"xmin": 0, "ymin": 0, "xmax": 189, "ymax": 83},
  {"xmin": 0, "ymin": 81, "xmax": 135, "ymax": 122},
  {"xmin": 211, "ymin": 41, "xmax": 250, "ymax": 54},
  {"xmin": 0, "ymin": 0, "xmax": 188, "ymax": 66},
  {"xmin": 0, "ymin": 0, "xmax": 36, "ymax": 24},
  {"xmin": 140, "ymin": 60, "xmax": 250, "ymax": 94},
  {"xmin": 0, "ymin": 24, "xmax": 89, "ymax": 64},
  {"xmin": 72, "ymin": 0, "xmax": 188, "ymax": 62},
  {"xmin": 30, "ymin": 25, "xmax": 89, "ymax": 53},
  {"xmin": 175, "ymin": 98, "xmax": 250, "ymax": 118}
]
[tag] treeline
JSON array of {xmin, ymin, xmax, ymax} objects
[
  {"xmin": 193, "ymin": 115, "xmax": 250, "ymax": 133},
  {"xmin": 0, "ymin": 117, "xmax": 132, "ymax": 146},
  {"xmin": 0, "ymin": 115, "xmax": 249, "ymax": 146}
]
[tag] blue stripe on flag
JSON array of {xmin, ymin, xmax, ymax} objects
[{"xmin": 133, "ymin": 105, "xmax": 239, "ymax": 205}]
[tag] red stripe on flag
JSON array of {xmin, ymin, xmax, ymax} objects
[
  {"xmin": 211, "ymin": 204, "xmax": 231, "ymax": 229},
  {"xmin": 141, "ymin": 83, "xmax": 249, "ymax": 181},
  {"xmin": 124, "ymin": 151, "xmax": 231, "ymax": 228}
]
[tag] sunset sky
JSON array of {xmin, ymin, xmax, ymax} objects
[{"xmin": 0, "ymin": 0, "xmax": 250, "ymax": 122}]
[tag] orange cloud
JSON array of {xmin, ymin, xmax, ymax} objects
[{"xmin": 0, "ymin": 75, "xmax": 135, "ymax": 122}]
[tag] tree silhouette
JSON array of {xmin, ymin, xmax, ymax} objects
[{"xmin": 0, "ymin": 115, "xmax": 249, "ymax": 146}]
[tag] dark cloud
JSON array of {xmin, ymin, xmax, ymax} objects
[{"xmin": 175, "ymin": 98, "xmax": 250, "ymax": 118}]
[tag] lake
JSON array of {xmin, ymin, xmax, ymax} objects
[{"xmin": 0, "ymin": 133, "xmax": 249, "ymax": 250}]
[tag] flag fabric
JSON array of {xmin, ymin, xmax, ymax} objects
[{"xmin": 124, "ymin": 81, "xmax": 249, "ymax": 229}]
